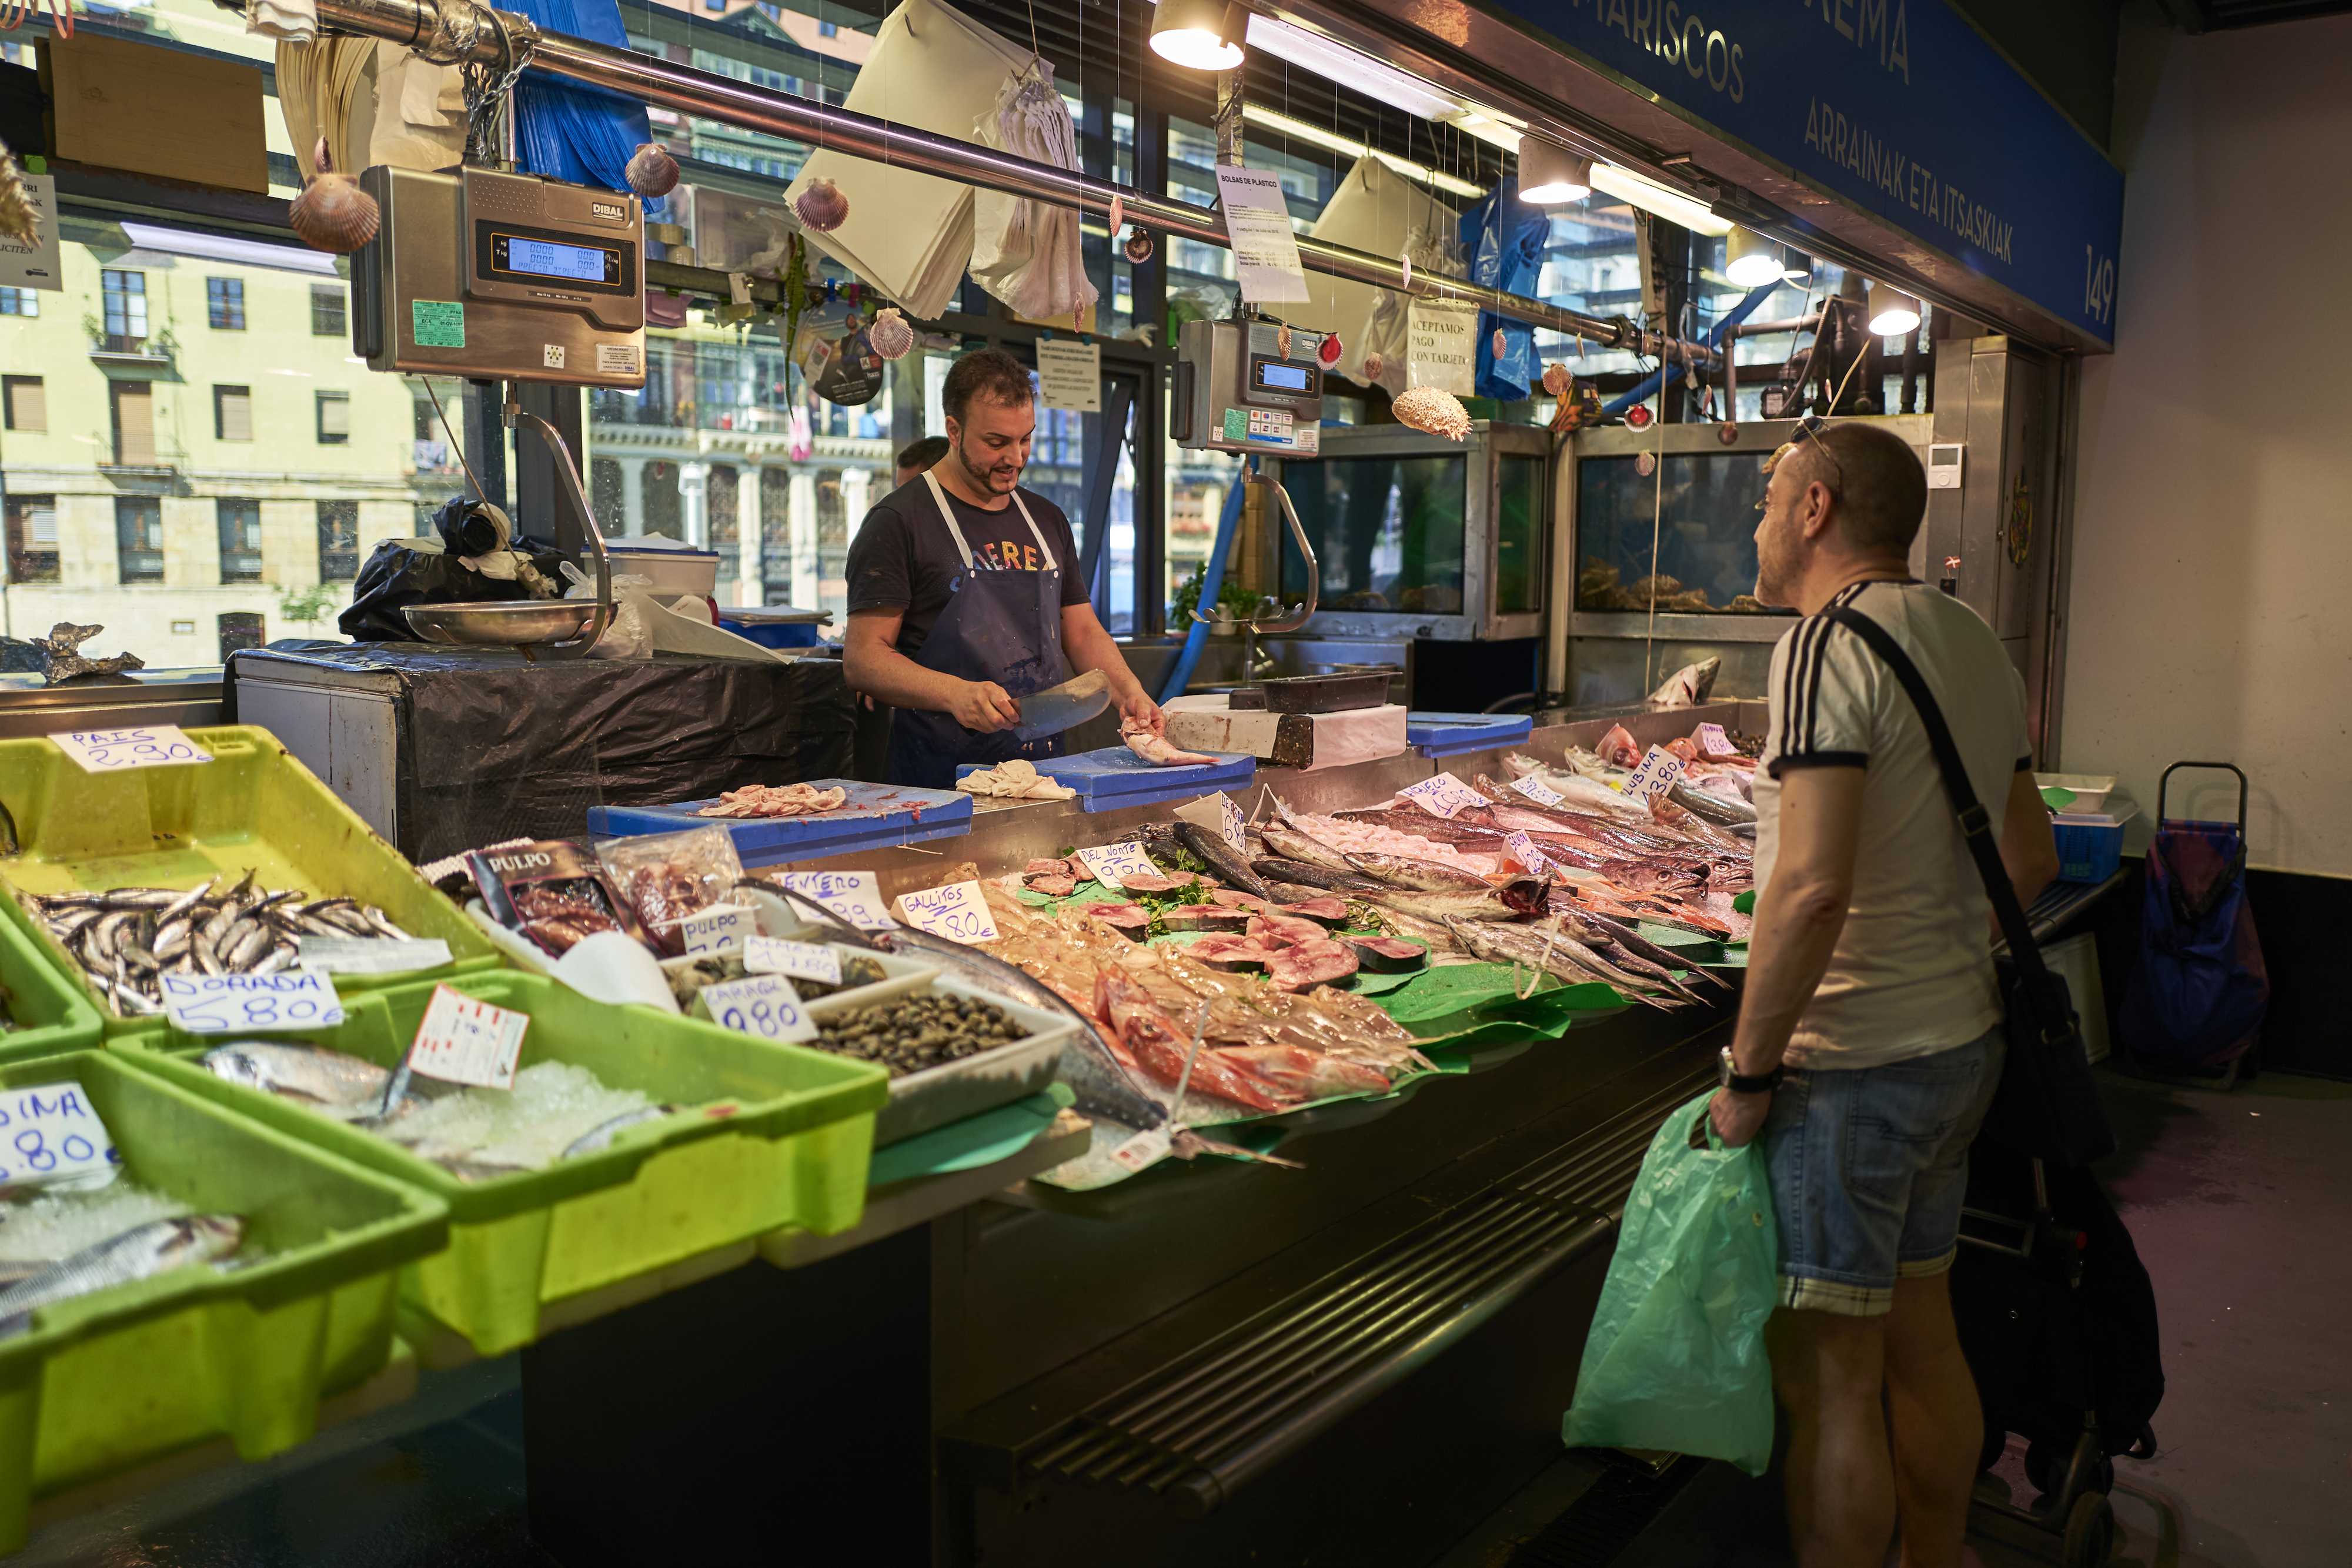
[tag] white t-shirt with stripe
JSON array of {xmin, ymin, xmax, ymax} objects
[{"xmin": 1753, "ymin": 580, "xmax": 2032, "ymax": 1069}]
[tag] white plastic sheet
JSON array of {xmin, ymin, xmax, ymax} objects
[
  {"xmin": 968, "ymin": 59, "xmax": 1099, "ymax": 322},
  {"xmin": 1302, "ymin": 157, "xmax": 1463, "ymax": 397}
]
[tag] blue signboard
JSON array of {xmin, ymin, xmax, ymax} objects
[{"xmin": 1473, "ymin": 0, "xmax": 2122, "ymax": 342}]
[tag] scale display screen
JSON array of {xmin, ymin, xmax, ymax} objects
[
  {"xmin": 480, "ymin": 224, "xmax": 631, "ymax": 294},
  {"xmin": 503, "ymin": 236, "xmax": 608, "ymax": 282},
  {"xmin": 1258, "ymin": 362, "xmax": 1311, "ymax": 392}
]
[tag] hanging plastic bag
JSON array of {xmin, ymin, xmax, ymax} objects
[
  {"xmin": 1560, "ymin": 1091, "xmax": 1780, "ymax": 1475},
  {"xmin": 505, "ymin": 0, "xmax": 652, "ymax": 198},
  {"xmin": 969, "ymin": 58, "xmax": 1100, "ymax": 322},
  {"xmin": 1461, "ymin": 177, "xmax": 1549, "ymax": 402}
]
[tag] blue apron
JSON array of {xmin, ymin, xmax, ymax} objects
[{"xmin": 885, "ymin": 472, "xmax": 1070, "ymax": 791}]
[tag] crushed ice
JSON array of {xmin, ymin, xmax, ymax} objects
[{"xmin": 385, "ymin": 1061, "xmax": 652, "ymax": 1171}]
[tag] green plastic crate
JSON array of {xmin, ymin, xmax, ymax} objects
[
  {"xmin": 0, "ymin": 892, "xmax": 104, "ymax": 1066},
  {"xmin": 122, "ymin": 971, "xmax": 887, "ymax": 1358},
  {"xmin": 0, "ymin": 725, "xmax": 502, "ymax": 1034},
  {"xmin": 0, "ymin": 1049, "xmax": 446, "ymax": 1554}
]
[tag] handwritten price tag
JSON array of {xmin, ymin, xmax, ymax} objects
[
  {"xmin": 1109, "ymin": 1128, "xmax": 1172, "ymax": 1172},
  {"xmin": 1622, "ymin": 745, "xmax": 1687, "ymax": 801},
  {"xmin": 298, "ymin": 937, "xmax": 453, "ymax": 975},
  {"xmin": 1074, "ymin": 842, "xmax": 1158, "ymax": 891},
  {"xmin": 51, "ymin": 725, "xmax": 213, "ymax": 774},
  {"xmin": 1218, "ymin": 795, "xmax": 1248, "ymax": 856},
  {"xmin": 162, "ymin": 970, "xmax": 345, "ymax": 1035},
  {"xmin": 1694, "ymin": 723, "xmax": 1733, "ymax": 758},
  {"xmin": 1509, "ymin": 775, "xmax": 1568, "ymax": 808},
  {"xmin": 0, "ymin": 1081, "xmax": 119, "ymax": 1188},
  {"xmin": 680, "ymin": 903, "xmax": 754, "ymax": 955},
  {"xmin": 1400, "ymin": 773, "xmax": 1489, "ymax": 819},
  {"xmin": 1504, "ymin": 831, "xmax": 1552, "ymax": 874},
  {"xmin": 773, "ymin": 871, "xmax": 897, "ymax": 930},
  {"xmin": 699, "ymin": 973, "xmax": 818, "ymax": 1042},
  {"xmin": 895, "ymin": 881, "xmax": 1001, "ymax": 945},
  {"xmin": 407, "ymin": 984, "xmax": 528, "ymax": 1089},
  {"xmin": 742, "ymin": 935, "xmax": 843, "ymax": 986}
]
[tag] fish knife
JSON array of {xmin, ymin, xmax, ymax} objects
[{"xmin": 1011, "ymin": 670, "xmax": 1112, "ymax": 740}]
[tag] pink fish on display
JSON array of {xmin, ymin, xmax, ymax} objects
[{"xmin": 1121, "ymin": 718, "xmax": 1217, "ymax": 767}]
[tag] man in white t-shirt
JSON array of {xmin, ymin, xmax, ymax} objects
[{"xmin": 1708, "ymin": 421, "xmax": 2059, "ymax": 1568}]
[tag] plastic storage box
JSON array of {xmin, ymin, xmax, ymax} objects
[
  {"xmin": 0, "ymin": 726, "xmax": 501, "ymax": 1033},
  {"xmin": 716, "ymin": 606, "xmax": 830, "ymax": 648},
  {"xmin": 122, "ymin": 970, "xmax": 887, "ymax": 1357},
  {"xmin": 0, "ymin": 1049, "xmax": 445, "ymax": 1553},
  {"xmin": 1405, "ymin": 712, "xmax": 1535, "ymax": 758},
  {"xmin": 799, "ymin": 970, "xmax": 1077, "ymax": 1146},
  {"xmin": 2053, "ymin": 820, "xmax": 2127, "ymax": 884},
  {"xmin": 0, "ymin": 901, "xmax": 105, "ymax": 1068}
]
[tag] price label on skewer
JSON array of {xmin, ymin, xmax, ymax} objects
[
  {"xmin": 1109, "ymin": 1128, "xmax": 1173, "ymax": 1172},
  {"xmin": 894, "ymin": 881, "xmax": 1000, "ymax": 945},
  {"xmin": 1504, "ymin": 831, "xmax": 1552, "ymax": 874},
  {"xmin": 1074, "ymin": 842, "xmax": 1158, "ymax": 890},
  {"xmin": 1509, "ymin": 775, "xmax": 1568, "ymax": 808},
  {"xmin": 50, "ymin": 725, "xmax": 213, "ymax": 774},
  {"xmin": 162, "ymin": 971, "xmax": 345, "ymax": 1035},
  {"xmin": 1399, "ymin": 773, "xmax": 1489, "ymax": 819},
  {"xmin": 407, "ymin": 984, "xmax": 527, "ymax": 1089},
  {"xmin": 699, "ymin": 973, "xmax": 819, "ymax": 1043},
  {"xmin": 1622, "ymin": 745, "xmax": 1686, "ymax": 801},
  {"xmin": 679, "ymin": 903, "xmax": 754, "ymax": 955},
  {"xmin": 741, "ymin": 935, "xmax": 843, "ymax": 986},
  {"xmin": 1218, "ymin": 795, "xmax": 1249, "ymax": 856},
  {"xmin": 0, "ymin": 1081, "xmax": 120, "ymax": 1188},
  {"xmin": 1694, "ymin": 723, "xmax": 1733, "ymax": 758},
  {"xmin": 771, "ymin": 871, "xmax": 897, "ymax": 930}
]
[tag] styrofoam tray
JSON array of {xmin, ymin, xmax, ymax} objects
[
  {"xmin": 800, "ymin": 971, "xmax": 1076, "ymax": 1146},
  {"xmin": 2035, "ymin": 772, "xmax": 2117, "ymax": 814}
]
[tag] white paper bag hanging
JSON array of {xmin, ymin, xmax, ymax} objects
[
  {"xmin": 1307, "ymin": 156, "xmax": 1464, "ymax": 395},
  {"xmin": 968, "ymin": 58, "xmax": 1100, "ymax": 322}
]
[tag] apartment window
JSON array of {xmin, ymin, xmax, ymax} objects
[
  {"xmin": 818, "ymin": 19, "xmax": 837, "ymax": 35},
  {"xmin": 4, "ymin": 494, "xmax": 59, "ymax": 583},
  {"xmin": 311, "ymin": 285, "xmax": 346, "ymax": 337},
  {"xmin": 316, "ymin": 390, "xmax": 350, "ymax": 444},
  {"xmin": 0, "ymin": 287, "xmax": 37, "ymax": 316},
  {"xmin": 2, "ymin": 376, "xmax": 42, "ymax": 432},
  {"xmin": 101, "ymin": 269, "xmax": 146, "ymax": 347},
  {"xmin": 219, "ymin": 611, "xmax": 266, "ymax": 662},
  {"xmin": 206, "ymin": 278, "xmax": 245, "ymax": 330},
  {"xmin": 317, "ymin": 499, "xmax": 359, "ymax": 580},
  {"xmin": 116, "ymin": 496, "xmax": 165, "ymax": 583},
  {"xmin": 214, "ymin": 385, "xmax": 253, "ymax": 442},
  {"xmin": 218, "ymin": 499, "xmax": 263, "ymax": 583},
  {"xmin": 111, "ymin": 382, "xmax": 156, "ymax": 467}
]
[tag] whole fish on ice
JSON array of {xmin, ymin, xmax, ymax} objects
[{"xmin": 0, "ymin": 1215, "xmax": 243, "ymax": 1335}]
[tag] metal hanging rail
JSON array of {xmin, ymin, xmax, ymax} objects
[{"xmin": 295, "ymin": 0, "xmax": 1721, "ymax": 369}]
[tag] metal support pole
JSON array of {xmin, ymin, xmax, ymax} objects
[
  {"xmin": 461, "ymin": 378, "xmax": 509, "ymax": 513},
  {"xmin": 1214, "ymin": 69, "xmax": 1244, "ymax": 168}
]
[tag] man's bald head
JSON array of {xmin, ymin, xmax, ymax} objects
[{"xmin": 1796, "ymin": 422, "xmax": 1928, "ymax": 554}]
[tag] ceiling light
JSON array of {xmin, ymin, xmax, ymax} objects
[
  {"xmin": 1518, "ymin": 139, "xmax": 1592, "ymax": 205},
  {"xmin": 1587, "ymin": 163, "xmax": 1733, "ymax": 236},
  {"xmin": 1240, "ymin": 16, "xmax": 1456, "ymax": 120},
  {"xmin": 1725, "ymin": 228, "xmax": 1785, "ymax": 288},
  {"xmin": 1437, "ymin": 109, "xmax": 1525, "ymax": 154},
  {"xmin": 1783, "ymin": 250, "xmax": 1813, "ymax": 282},
  {"xmin": 1240, "ymin": 104, "xmax": 1485, "ymax": 199},
  {"xmin": 1151, "ymin": 0, "xmax": 1247, "ymax": 71},
  {"xmin": 1867, "ymin": 279, "xmax": 1922, "ymax": 335}
]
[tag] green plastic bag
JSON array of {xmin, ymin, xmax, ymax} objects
[{"xmin": 1561, "ymin": 1091, "xmax": 1780, "ymax": 1473}]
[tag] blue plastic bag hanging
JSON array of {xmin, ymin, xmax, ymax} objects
[
  {"xmin": 1461, "ymin": 178, "xmax": 1549, "ymax": 402},
  {"xmin": 1560, "ymin": 1091, "xmax": 1780, "ymax": 1475},
  {"xmin": 505, "ymin": 0, "xmax": 653, "ymax": 202}
]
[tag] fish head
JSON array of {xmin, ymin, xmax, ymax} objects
[{"xmin": 184, "ymin": 1215, "xmax": 246, "ymax": 1260}]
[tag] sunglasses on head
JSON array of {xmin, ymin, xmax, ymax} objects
[{"xmin": 1755, "ymin": 415, "xmax": 1845, "ymax": 510}]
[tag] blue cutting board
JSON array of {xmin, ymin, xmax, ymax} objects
[
  {"xmin": 1406, "ymin": 712, "xmax": 1533, "ymax": 757},
  {"xmin": 588, "ymin": 778, "xmax": 972, "ymax": 867},
  {"xmin": 958, "ymin": 745, "xmax": 1254, "ymax": 810}
]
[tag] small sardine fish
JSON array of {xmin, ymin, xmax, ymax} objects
[
  {"xmin": 202, "ymin": 1041, "xmax": 398, "ymax": 1121},
  {"xmin": 562, "ymin": 1104, "xmax": 680, "ymax": 1159},
  {"xmin": 0, "ymin": 1215, "xmax": 243, "ymax": 1335}
]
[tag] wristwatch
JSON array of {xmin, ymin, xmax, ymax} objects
[{"xmin": 1719, "ymin": 1045, "xmax": 1784, "ymax": 1095}]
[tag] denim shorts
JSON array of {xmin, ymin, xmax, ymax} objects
[{"xmin": 1760, "ymin": 1027, "xmax": 2005, "ymax": 1317}]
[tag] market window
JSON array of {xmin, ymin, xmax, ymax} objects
[
  {"xmin": 4, "ymin": 494, "xmax": 58, "ymax": 583},
  {"xmin": 2, "ymin": 375, "xmax": 43, "ymax": 432},
  {"xmin": 116, "ymin": 496, "xmax": 165, "ymax": 583},
  {"xmin": 206, "ymin": 277, "xmax": 246, "ymax": 331},
  {"xmin": 312, "ymin": 285, "xmax": 346, "ymax": 337},
  {"xmin": 317, "ymin": 499, "xmax": 359, "ymax": 580},
  {"xmin": 0, "ymin": 286, "xmax": 37, "ymax": 316},
  {"xmin": 218, "ymin": 499, "xmax": 264, "ymax": 583},
  {"xmin": 111, "ymin": 382, "xmax": 157, "ymax": 467},
  {"xmin": 316, "ymin": 390, "xmax": 351, "ymax": 444},
  {"xmin": 818, "ymin": 19, "xmax": 837, "ymax": 35},
  {"xmin": 219, "ymin": 611, "xmax": 266, "ymax": 661},
  {"xmin": 215, "ymin": 385, "xmax": 253, "ymax": 442},
  {"xmin": 101, "ymin": 269, "xmax": 147, "ymax": 349}
]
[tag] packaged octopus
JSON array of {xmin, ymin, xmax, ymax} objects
[
  {"xmin": 594, "ymin": 827, "xmax": 746, "ymax": 958},
  {"xmin": 467, "ymin": 840, "xmax": 648, "ymax": 958}
]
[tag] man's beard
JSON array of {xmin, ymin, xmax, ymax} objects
[
  {"xmin": 957, "ymin": 437, "xmax": 1018, "ymax": 494},
  {"xmin": 1753, "ymin": 520, "xmax": 1796, "ymax": 607}
]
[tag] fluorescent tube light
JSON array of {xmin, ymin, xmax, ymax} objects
[
  {"xmin": 1588, "ymin": 163, "xmax": 1733, "ymax": 236},
  {"xmin": 1240, "ymin": 104, "xmax": 1485, "ymax": 199}
]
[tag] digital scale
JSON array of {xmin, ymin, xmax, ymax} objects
[
  {"xmin": 352, "ymin": 165, "xmax": 647, "ymax": 389},
  {"xmin": 1172, "ymin": 316, "xmax": 1326, "ymax": 455}
]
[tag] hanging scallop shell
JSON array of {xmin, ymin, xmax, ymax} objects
[
  {"xmin": 1108, "ymin": 195, "xmax": 1124, "ymax": 236},
  {"xmin": 290, "ymin": 172, "xmax": 380, "ymax": 254},
  {"xmin": 626, "ymin": 142, "xmax": 680, "ymax": 199},
  {"xmin": 794, "ymin": 177, "xmax": 848, "ymax": 233},
  {"xmin": 1363, "ymin": 351, "xmax": 1385, "ymax": 382},
  {"xmin": 1540, "ymin": 362, "xmax": 1571, "ymax": 399},
  {"xmin": 1492, "ymin": 327, "xmax": 1508, "ymax": 359},
  {"xmin": 1122, "ymin": 227, "xmax": 1153, "ymax": 264},
  {"xmin": 1276, "ymin": 323, "xmax": 1292, "ymax": 360},
  {"xmin": 1318, "ymin": 330, "xmax": 1342, "ymax": 367},
  {"xmin": 868, "ymin": 306, "xmax": 915, "ymax": 361},
  {"xmin": 1391, "ymin": 386, "xmax": 1472, "ymax": 442}
]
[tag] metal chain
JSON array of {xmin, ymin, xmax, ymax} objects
[{"xmin": 460, "ymin": 6, "xmax": 540, "ymax": 165}]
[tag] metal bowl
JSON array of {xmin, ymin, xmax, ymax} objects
[{"xmin": 403, "ymin": 600, "xmax": 598, "ymax": 647}]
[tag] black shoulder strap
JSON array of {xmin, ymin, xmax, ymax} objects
[{"xmin": 1824, "ymin": 607, "xmax": 2071, "ymax": 1042}]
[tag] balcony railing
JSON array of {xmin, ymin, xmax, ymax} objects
[{"xmin": 89, "ymin": 335, "xmax": 173, "ymax": 363}]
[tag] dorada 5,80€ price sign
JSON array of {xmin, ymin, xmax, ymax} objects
[
  {"xmin": 894, "ymin": 880, "xmax": 999, "ymax": 945},
  {"xmin": 0, "ymin": 1081, "xmax": 120, "ymax": 1188},
  {"xmin": 162, "ymin": 970, "xmax": 345, "ymax": 1035},
  {"xmin": 698, "ymin": 973, "xmax": 819, "ymax": 1043},
  {"xmin": 408, "ymin": 984, "xmax": 530, "ymax": 1091},
  {"xmin": 50, "ymin": 725, "xmax": 214, "ymax": 774}
]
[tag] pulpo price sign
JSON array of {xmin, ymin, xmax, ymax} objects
[{"xmin": 51, "ymin": 725, "xmax": 213, "ymax": 774}]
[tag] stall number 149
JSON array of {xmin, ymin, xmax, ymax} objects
[{"xmin": 2084, "ymin": 247, "xmax": 2116, "ymax": 329}]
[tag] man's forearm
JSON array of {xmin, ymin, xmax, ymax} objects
[
  {"xmin": 846, "ymin": 642, "xmax": 965, "ymax": 714},
  {"xmin": 1730, "ymin": 879, "xmax": 1850, "ymax": 1074}
]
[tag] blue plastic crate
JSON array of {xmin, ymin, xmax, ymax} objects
[
  {"xmin": 588, "ymin": 779, "xmax": 971, "ymax": 867},
  {"xmin": 2053, "ymin": 820, "xmax": 2125, "ymax": 884},
  {"xmin": 959, "ymin": 745, "xmax": 1254, "ymax": 813},
  {"xmin": 1406, "ymin": 712, "xmax": 1533, "ymax": 758}
]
